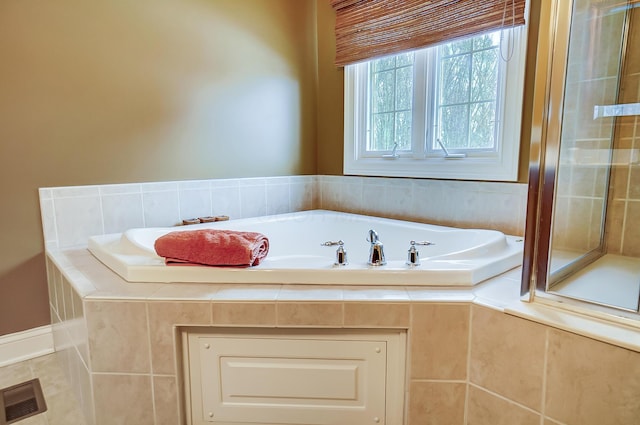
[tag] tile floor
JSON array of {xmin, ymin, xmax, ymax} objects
[{"xmin": 0, "ymin": 353, "xmax": 86, "ymax": 425}]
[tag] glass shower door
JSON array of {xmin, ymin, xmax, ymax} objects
[{"xmin": 525, "ymin": 0, "xmax": 640, "ymax": 314}]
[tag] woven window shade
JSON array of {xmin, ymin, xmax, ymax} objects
[{"xmin": 331, "ymin": 0, "xmax": 527, "ymax": 66}]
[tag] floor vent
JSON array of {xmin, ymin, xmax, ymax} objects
[{"xmin": 0, "ymin": 379, "xmax": 47, "ymax": 424}]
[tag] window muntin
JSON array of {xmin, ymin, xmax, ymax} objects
[
  {"xmin": 368, "ymin": 53, "xmax": 415, "ymax": 153},
  {"xmin": 434, "ymin": 32, "xmax": 501, "ymax": 153}
]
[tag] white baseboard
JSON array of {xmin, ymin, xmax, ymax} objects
[{"xmin": 0, "ymin": 325, "xmax": 54, "ymax": 368}]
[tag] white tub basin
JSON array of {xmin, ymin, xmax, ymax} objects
[{"xmin": 87, "ymin": 210, "xmax": 523, "ymax": 285}]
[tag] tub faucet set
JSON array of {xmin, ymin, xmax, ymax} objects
[{"xmin": 324, "ymin": 230, "xmax": 435, "ymax": 267}]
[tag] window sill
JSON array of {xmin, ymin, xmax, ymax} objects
[{"xmin": 344, "ymin": 155, "xmax": 519, "ymax": 181}]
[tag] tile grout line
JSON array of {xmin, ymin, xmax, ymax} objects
[
  {"xmin": 464, "ymin": 304, "xmax": 473, "ymax": 425},
  {"xmin": 145, "ymin": 302, "xmax": 158, "ymax": 425}
]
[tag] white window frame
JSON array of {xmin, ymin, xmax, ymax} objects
[{"xmin": 343, "ymin": 25, "xmax": 528, "ymax": 181}]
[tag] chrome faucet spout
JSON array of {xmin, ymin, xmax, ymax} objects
[{"xmin": 367, "ymin": 229, "xmax": 386, "ymax": 266}]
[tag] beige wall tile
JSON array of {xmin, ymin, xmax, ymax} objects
[
  {"xmin": 408, "ymin": 381, "xmax": 465, "ymax": 425},
  {"xmin": 153, "ymin": 376, "xmax": 180, "ymax": 425},
  {"xmin": 211, "ymin": 302, "xmax": 276, "ymax": 326},
  {"xmin": 469, "ymin": 306, "xmax": 546, "ymax": 411},
  {"xmin": 62, "ymin": 276, "xmax": 75, "ymax": 322},
  {"xmin": 410, "ymin": 304, "xmax": 470, "ymax": 380},
  {"xmin": 85, "ymin": 301, "xmax": 150, "ymax": 373},
  {"xmin": 343, "ymin": 302, "xmax": 409, "ymax": 328},
  {"xmin": 622, "ymin": 201, "xmax": 640, "ymax": 256},
  {"xmin": 467, "ymin": 385, "xmax": 540, "ymax": 425},
  {"xmin": 545, "ymin": 329, "xmax": 640, "ymax": 425},
  {"xmin": 147, "ymin": 301, "xmax": 211, "ymax": 375},
  {"xmin": 93, "ymin": 374, "xmax": 154, "ymax": 425},
  {"xmin": 276, "ymin": 302, "xmax": 343, "ymax": 326},
  {"xmin": 605, "ymin": 199, "xmax": 626, "ymax": 254},
  {"xmin": 53, "ymin": 268, "xmax": 65, "ymax": 319}
]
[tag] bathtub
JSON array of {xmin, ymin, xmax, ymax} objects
[{"xmin": 87, "ymin": 210, "xmax": 524, "ymax": 286}]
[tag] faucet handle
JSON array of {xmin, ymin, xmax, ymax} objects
[
  {"xmin": 407, "ymin": 241, "xmax": 434, "ymax": 266},
  {"xmin": 321, "ymin": 240, "xmax": 344, "ymax": 247},
  {"xmin": 321, "ymin": 240, "xmax": 348, "ymax": 266},
  {"xmin": 410, "ymin": 240, "xmax": 434, "ymax": 247}
]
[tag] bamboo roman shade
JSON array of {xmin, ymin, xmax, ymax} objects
[{"xmin": 331, "ymin": 0, "xmax": 527, "ymax": 66}]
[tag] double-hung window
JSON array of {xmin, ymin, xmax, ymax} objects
[{"xmin": 344, "ymin": 26, "xmax": 527, "ymax": 181}]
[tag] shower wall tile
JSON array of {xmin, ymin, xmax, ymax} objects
[
  {"xmin": 623, "ymin": 201, "xmax": 640, "ymax": 256},
  {"xmin": 605, "ymin": 9, "xmax": 640, "ymax": 258},
  {"xmin": 605, "ymin": 199, "xmax": 625, "ymax": 254},
  {"xmin": 628, "ymin": 165, "xmax": 640, "ymax": 200}
]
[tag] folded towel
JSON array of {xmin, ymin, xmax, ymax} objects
[{"xmin": 154, "ymin": 229, "xmax": 269, "ymax": 267}]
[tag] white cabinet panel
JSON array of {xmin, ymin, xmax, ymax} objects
[{"xmin": 184, "ymin": 329, "xmax": 405, "ymax": 425}]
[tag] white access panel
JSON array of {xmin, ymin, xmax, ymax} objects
[{"xmin": 184, "ymin": 329, "xmax": 406, "ymax": 425}]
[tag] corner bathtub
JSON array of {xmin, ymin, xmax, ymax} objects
[{"xmin": 87, "ymin": 210, "xmax": 524, "ymax": 286}]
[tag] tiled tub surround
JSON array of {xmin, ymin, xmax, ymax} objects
[
  {"xmin": 39, "ymin": 175, "xmax": 527, "ymax": 251},
  {"xmin": 40, "ymin": 176, "xmax": 640, "ymax": 424},
  {"xmin": 46, "ymin": 250, "xmax": 640, "ymax": 425}
]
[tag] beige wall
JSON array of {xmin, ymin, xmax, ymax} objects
[
  {"xmin": 0, "ymin": 0, "xmax": 318, "ymax": 336},
  {"xmin": 0, "ymin": 0, "xmax": 540, "ymax": 336},
  {"xmin": 316, "ymin": 0, "xmax": 344, "ymax": 176}
]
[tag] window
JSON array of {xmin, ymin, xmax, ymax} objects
[{"xmin": 344, "ymin": 27, "xmax": 527, "ymax": 181}]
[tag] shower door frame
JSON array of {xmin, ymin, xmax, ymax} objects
[{"xmin": 521, "ymin": 0, "xmax": 637, "ymax": 313}]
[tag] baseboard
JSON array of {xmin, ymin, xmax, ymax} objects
[{"xmin": 0, "ymin": 325, "xmax": 54, "ymax": 367}]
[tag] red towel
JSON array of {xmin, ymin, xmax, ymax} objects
[{"xmin": 154, "ymin": 229, "xmax": 269, "ymax": 267}]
